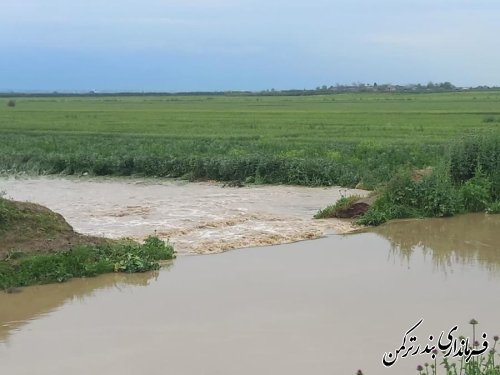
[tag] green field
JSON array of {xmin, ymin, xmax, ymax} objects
[{"xmin": 1, "ymin": 91, "xmax": 499, "ymax": 188}]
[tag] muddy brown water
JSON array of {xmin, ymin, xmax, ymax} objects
[
  {"xmin": 0, "ymin": 176, "xmax": 368, "ymax": 254},
  {"xmin": 1, "ymin": 177, "xmax": 499, "ymax": 375}
]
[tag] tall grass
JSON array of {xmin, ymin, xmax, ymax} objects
[
  {"xmin": 449, "ymin": 133, "xmax": 500, "ymax": 199},
  {"xmin": 0, "ymin": 132, "xmax": 446, "ymax": 188},
  {"xmin": 357, "ymin": 133, "xmax": 500, "ymax": 225}
]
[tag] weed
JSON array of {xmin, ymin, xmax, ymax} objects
[
  {"xmin": 459, "ymin": 169, "xmax": 492, "ymax": 212},
  {"xmin": 416, "ymin": 320, "xmax": 499, "ymax": 375}
]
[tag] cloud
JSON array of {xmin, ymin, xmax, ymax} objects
[{"xmin": 1, "ymin": 0, "xmax": 499, "ymax": 89}]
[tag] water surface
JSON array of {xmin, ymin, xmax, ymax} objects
[
  {"xmin": 1, "ymin": 214, "xmax": 499, "ymax": 375},
  {"xmin": 0, "ymin": 176, "xmax": 366, "ymax": 254}
]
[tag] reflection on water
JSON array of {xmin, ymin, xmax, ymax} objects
[
  {"xmin": 0, "ymin": 267, "xmax": 170, "ymax": 343},
  {"xmin": 372, "ymin": 213, "xmax": 500, "ymax": 274},
  {"xmin": 0, "ymin": 216, "xmax": 499, "ymax": 375}
]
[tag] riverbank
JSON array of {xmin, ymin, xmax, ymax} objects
[
  {"xmin": 0, "ymin": 198, "xmax": 105, "ymax": 258},
  {"xmin": 0, "ymin": 196, "xmax": 174, "ymax": 289},
  {"xmin": 314, "ymin": 133, "xmax": 500, "ymax": 224}
]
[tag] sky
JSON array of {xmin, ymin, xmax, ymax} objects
[{"xmin": 1, "ymin": 0, "xmax": 500, "ymax": 92}]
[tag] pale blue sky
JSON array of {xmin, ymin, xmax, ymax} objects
[{"xmin": 1, "ymin": 0, "xmax": 499, "ymax": 91}]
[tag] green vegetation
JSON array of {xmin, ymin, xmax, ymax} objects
[
  {"xmin": 483, "ymin": 115, "xmax": 500, "ymax": 123},
  {"xmin": 2, "ymin": 91, "xmax": 500, "ymax": 225},
  {"xmin": 314, "ymin": 195, "xmax": 360, "ymax": 219},
  {"xmin": 0, "ymin": 235, "xmax": 174, "ymax": 289},
  {"xmin": 416, "ymin": 320, "xmax": 499, "ymax": 375},
  {"xmin": 356, "ymin": 133, "xmax": 500, "ymax": 225},
  {"xmin": 1, "ymin": 91, "xmax": 499, "ymax": 189},
  {"xmin": 0, "ymin": 196, "xmax": 175, "ymax": 289}
]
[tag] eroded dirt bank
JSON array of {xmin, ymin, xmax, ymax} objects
[{"xmin": 0, "ymin": 177, "xmax": 368, "ymax": 254}]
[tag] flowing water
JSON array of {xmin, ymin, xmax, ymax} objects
[
  {"xmin": 0, "ymin": 176, "xmax": 367, "ymax": 254},
  {"xmin": 1, "ymin": 177, "xmax": 499, "ymax": 375}
]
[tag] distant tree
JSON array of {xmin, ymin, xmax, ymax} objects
[
  {"xmin": 7, "ymin": 99, "xmax": 16, "ymax": 107},
  {"xmin": 440, "ymin": 82, "xmax": 455, "ymax": 90}
]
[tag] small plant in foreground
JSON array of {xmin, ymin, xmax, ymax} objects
[{"xmin": 416, "ymin": 319, "xmax": 499, "ymax": 375}]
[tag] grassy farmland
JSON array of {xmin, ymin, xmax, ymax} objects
[{"xmin": 1, "ymin": 91, "xmax": 499, "ymax": 189}]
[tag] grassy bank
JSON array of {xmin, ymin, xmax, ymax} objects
[
  {"xmin": 334, "ymin": 133, "xmax": 500, "ymax": 225},
  {"xmin": 1, "ymin": 92, "xmax": 499, "ymax": 189},
  {"xmin": 0, "ymin": 197, "xmax": 174, "ymax": 289},
  {"xmin": 0, "ymin": 236, "xmax": 174, "ymax": 289}
]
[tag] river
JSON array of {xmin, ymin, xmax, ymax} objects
[{"xmin": 0, "ymin": 177, "xmax": 499, "ymax": 375}]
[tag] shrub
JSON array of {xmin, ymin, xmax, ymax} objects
[
  {"xmin": 384, "ymin": 167, "xmax": 457, "ymax": 217},
  {"xmin": 6, "ymin": 99, "xmax": 16, "ymax": 107},
  {"xmin": 450, "ymin": 133, "xmax": 500, "ymax": 184},
  {"xmin": 356, "ymin": 205, "xmax": 388, "ymax": 226},
  {"xmin": 417, "ymin": 168, "xmax": 458, "ymax": 217},
  {"xmin": 357, "ymin": 166, "xmax": 459, "ymax": 225},
  {"xmin": 143, "ymin": 235, "xmax": 175, "ymax": 260},
  {"xmin": 459, "ymin": 169, "xmax": 492, "ymax": 212}
]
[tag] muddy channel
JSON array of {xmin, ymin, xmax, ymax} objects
[
  {"xmin": 1, "ymin": 177, "xmax": 499, "ymax": 375},
  {"xmin": 0, "ymin": 176, "xmax": 368, "ymax": 254}
]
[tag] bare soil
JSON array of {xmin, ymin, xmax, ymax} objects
[
  {"xmin": 0, "ymin": 200, "xmax": 106, "ymax": 259},
  {"xmin": 333, "ymin": 195, "xmax": 377, "ymax": 219}
]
